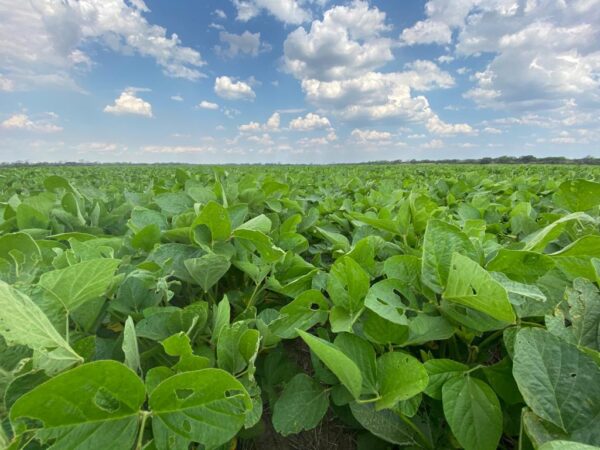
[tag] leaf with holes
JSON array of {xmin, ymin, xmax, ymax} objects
[
  {"xmin": 10, "ymin": 361, "xmax": 145, "ymax": 449},
  {"xmin": 149, "ymin": 368, "xmax": 252, "ymax": 450},
  {"xmin": 443, "ymin": 253, "xmax": 515, "ymax": 323}
]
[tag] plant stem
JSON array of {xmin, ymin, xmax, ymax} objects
[{"xmin": 136, "ymin": 411, "xmax": 151, "ymax": 450}]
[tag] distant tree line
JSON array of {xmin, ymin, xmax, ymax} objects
[{"xmin": 0, "ymin": 155, "xmax": 599, "ymax": 167}]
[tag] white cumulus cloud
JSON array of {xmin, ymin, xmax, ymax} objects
[
  {"xmin": 1, "ymin": 113, "xmax": 63, "ymax": 132},
  {"xmin": 232, "ymin": 0, "xmax": 312, "ymax": 25},
  {"xmin": 214, "ymin": 76, "xmax": 256, "ymax": 100},
  {"xmin": 199, "ymin": 100, "xmax": 219, "ymax": 110},
  {"xmin": 104, "ymin": 89, "xmax": 153, "ymax": 117},
  {"xmin": 0, "ymin": 0, "xmax": 205, "ymax": 90},
  {"xmin": 289, "ymin": 112, "xmax": 331, "ymax": 130}
]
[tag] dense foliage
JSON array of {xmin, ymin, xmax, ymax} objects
[{"xmin": 0, "ymin": 164, "xmax": 599, "ymax": 450}]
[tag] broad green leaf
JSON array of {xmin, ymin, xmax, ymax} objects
[
  {"xmin": 491, "ymin": 272, "xmax": 546, "ymax": 318},
  {"xmin": 212, "ymin": 296, "xmax": 230, "ymax": 343},
  {"xmin": 376, "ymin": 352, "xmax": 428, "ymax": 410},
  {"xmin": 364, "ymin": 279, "xmax": 414, "ymax": 325},
  {"xmin": 122, "ymin": 316, "xmax": 140, "ymax": 374},
  {"xmin": 423, "ymin": 359, "xmax": 468, "ymax": 400},
  {"xmin": 554, "ymin": 179, "xmax": 600, "ymax": 212},
  {"xmin": 297, "ymin": 330, "xmax": 362, "ymax": 399},
  {"xmin": 551, "ymin": 235, "xmax": 600, "ymax": 280},
  {"xmin": 421, "ymin": 220, "xmax": 478, "ymax": 294},
  {"xmin": 442, "ymin": 375, "xmax": 502, "ymax": 450},
  {"xmin": 272, "ymin": 373, "xmax": 329, "ymax": 436},
  {"xmin": 236, "ymin": 214, "xmax": 271, "ymax": 233},
  {"xmin": 487, "ymin": 249, "xmax": 555, "ymax": 283},
  {"xmin": 539, "ymin": 441, "xmax": 600, "ymax": 450},
  {"xmin": 269, "ymin": 290, "xmax": 329, "ymax": 339},
  {"xmin": 16, "ymin": 203, "xmax": 49, "ymax": 229},
  {"xmin": 350, "ymin": 402, "xmax": 431, "ymax": 448},
  {"xmin": 513, "ymin": 328, "xmax": 600, "ymax": 436},
  {"xmin": 327, "ymin": 255, "xmax": 370, "ymax": 315},
  {"xmin": 217, "ymin": 322, "xmax": 254, "ymax": 375},
  {"xmin": 184, "ymin": 254, "xmax": 231, "ymax": 292},
  {"xmin": 233, "ymin": 228, "xmax": 285, "ymax": 262},
  {"xmin": 565, "ymin": 278, "xmax": 600, "ymax": 351},
  {"xmin": 10, "ymin": 361, "xmax": 145, "ymax": 450},
  {"xmin": 149, "ymin": 368, "xmax": 252, "ymax": 450},
  {"xmin": 523, "ymin": 212, "xmax": 594, "ymax": 252},
  {"xmin": 131, "ymin": 224, "xmax": 161, "ymax": 252},
  {"xmin": 334, "ymin": 333, "xmax": 378, "ymax": 395},
  {"xmin": 192, "ymin": 201, "xmax": 231, "ymax": 242},
  {"xmin": 38, "ymin": 258, "xmax": 120, "ymax": 313},
  {"xmin": 0, "ymin": 281, "xmax": 81, "ymax": 374},
  {"xmin": 443, "ymin": 253, "xmax": 515, "ymax": 323}
]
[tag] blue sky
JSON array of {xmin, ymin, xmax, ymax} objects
[{"xmin": 0, "ymin": 0, "xmax": 599, "ymax": 163}]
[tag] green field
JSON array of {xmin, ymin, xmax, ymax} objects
[{"xmin": 1, "ymin": 164, "xmax": 600, "ymax": 450}]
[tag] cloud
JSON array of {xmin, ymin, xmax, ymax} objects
[
  {"xmin": 198, "ymin": 100, "xmax": 219, "ymax": 110},
  {"xmin": 75, "ymin": 141, "xmax": 123, "ymax": 153},
  {"xmin": 289, "ymin": 112, "xmax": 331, "ymax": 130},
  {"xmin": 301, "ymin": 66, "xmax": 471, "ymax": 134},
  {"xmin": 214, "ymin": 9, "xmax": 227, "ymax": 20},
  {"xmin": 483, "ymin": 127, "xmax": 502, "ymax": 134},
  {"xmin": 0, "ymin": 0, "xmax": 205, "ymax": 90},
  {"xmin": 239, "ymin": 121, "xmax": 261, "ymax": 132},
  {"xmin": 282, "ymin": 2, "xmax": 471, "ymax": 135},
  {"xmin": 239, "ymin": 112, "xmax": 280, "ymax": 133},
  {"xmin": 104, "ymin": 89, "xmax": 153, "ymax": 117},
  {"xmin": 1, "ymin": 113, "xmax": 63, "ymax": 133},
  {"xmin": 402, "ymin": 0, "xmax": 600, "ymax": 111},
  {"xmin": 0, "ymin": 74, "xmax": 15, "ymax": 92},
  {"xmin": 421, "ymin": 139, "xmax": 444, "ymax": 149},
  {"xmin": 216, "ymin": 30, "xmax": 269, "ymax": 58},
  {"xmin": 142, "ymin": 145, "xmax": 215, "ymax": 154},
  {"xmin": 283, "ymin": 1, "xmax": 392, "ymax": 81},
  {"xmin": 214, "ymin": 76, "xmax": 256, "ymax": 100},
  {"xmin": 232, "ymin": 0, "xmax": 312, "ymax": 25},
  {"xmin": 171, "ymin": 95, "xmax": 183, "ymax": 102},
  {"xmin": 266, "ymin": 112, "xmax": 280, "ymax": 130},
  {"xmin": 351, "ymin": 128, "xmax": 392, "ymax": 143}
]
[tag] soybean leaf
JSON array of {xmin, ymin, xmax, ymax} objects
[
  {"xmin": 327, "ymin": 255, "xmax": 370, "ymax": 317},
  {"xmin": 334, "ymin": 333, "xmax": 378, "ymax": 395},
  {"xmin": 442, "ymin": 375, "xmax": 502, "ymax": 450},
  {"xmin": 38, "ymin": 258, "xmax": 120, "ymax": 313},
  {"xmin": 443, "ymin": 253, "xmax": 515, "ymax": 323},
  {"xmin": 297, "ymin": 330, "xmax": 362, "ymax": 399},
  {"xmin": 487, "ymin": 249, "xmax": 555, "ymax": 283},
  {"xmin": 122, "ymin": 316, "xmax": 141, "ymax": 374},
  {"xmin": 184, "ymin": 254, "xmax": 231, "ymax": 292},
  {"xmin": 513, "ymin": 328, "xmax": 600, "ymax": 437},
  {"xmin": 376, "ymin": 352, "xmax": 429, "ymax": 410},
  {"xmin": 421, "ymin": 220, "xmax": 478, "ymax": 294},
  {"xmin": 423, "ymin": 359, "xmax": 468, "ymax": 400},
  {"xmin": 0, "ymin": 281, "xmax": 81, "ymax": 374},
  {"xmin": 149, "ymin": 368, "xmax": 252, "ymax": 450},
  {"xmin": 272, "ymin": 373, "xmax": 329, "ymax": 436},
  {"xmin": 522, "ymin": 212, "xmax": 593, "ymax": 252},
  {"xmin": 269, "ymin": 290, "xmax": 329, "ymax": 339},
  {"xmin": 192, "ymin": 201, "xmax": 231, "ymax": 243},
  {"xmin": 350, "ymin": 402, "xmax": 432, "ymax": 448},
  {"xmin": 10, "ymin": 361, "xmax": 145, "ymax": 450},
  {"xmin": 554, "ymin": 179, "xmax": 600, "ymax": 212}
]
